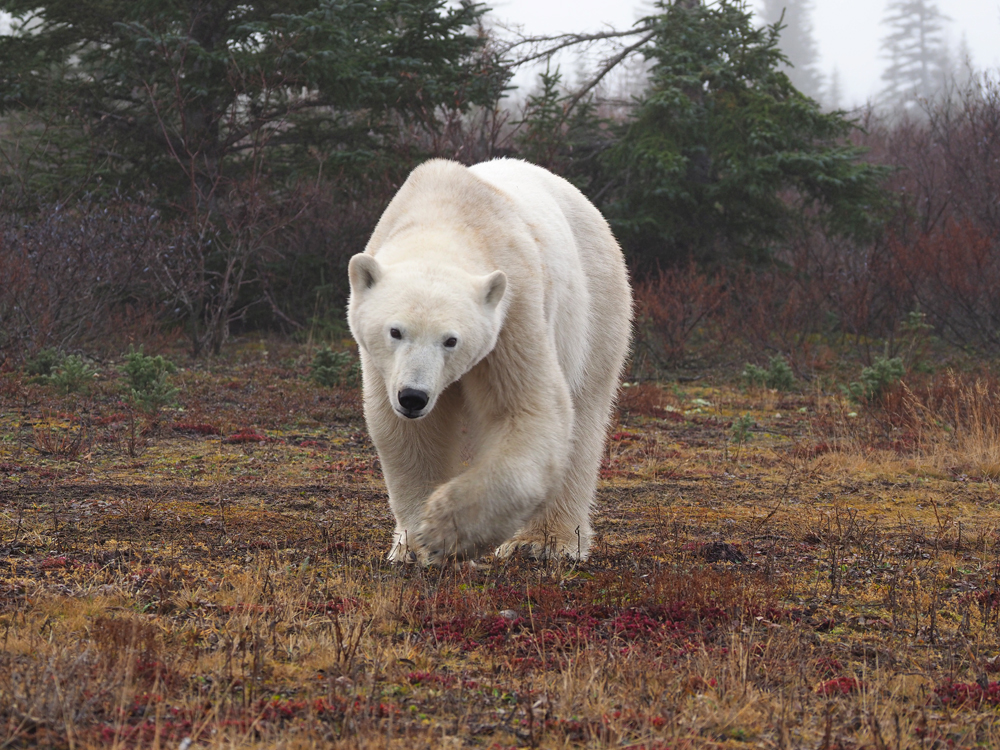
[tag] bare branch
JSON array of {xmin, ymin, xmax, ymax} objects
[
  {"xmin": 501, "ymin": 25, "xmax": 654, "ymax": 66},
  {"xmin": 562, "ymin": 29, "xmax": 658, "ymax": 116}
]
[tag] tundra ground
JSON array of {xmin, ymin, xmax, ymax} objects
[{"xmin": 3, "ymin": 344, "xmax": 1000, "ymax": 749}]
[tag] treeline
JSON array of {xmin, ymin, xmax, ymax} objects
[{"xmin": 0, "ymin": 0, "xmax": 997, "ymax": 373}]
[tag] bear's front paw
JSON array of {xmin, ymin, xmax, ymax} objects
[
  {"xmin": 412, "ymin": 485, "xmax": 479, "ymax": 565},
  {"xmin": 412, "ymin": 519, "xmax": 463, "ymax": 567}
]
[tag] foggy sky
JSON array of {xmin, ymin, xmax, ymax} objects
[{"xmin": 489, "ymin": 0, "xmax": 1000, "ymax": 106}]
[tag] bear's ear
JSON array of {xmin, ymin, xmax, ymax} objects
[
  {"xmin": 348, "ymin": 254, "xmax": 382, "ymax": 293},
  {"xmin": 481, "ymin": 270, "xmax": 507, "ymax": 310}
]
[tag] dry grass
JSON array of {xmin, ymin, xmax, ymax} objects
[
  {"xmin": 828, "ymin": 371, "xmax": 1000, "ymax": 483},
  {"xmin": 904, "ymin": 373, "xmax": 1000, "ymax": 479},
  {"xmin": 4, "ymin": 346, "xmax": 1000, "ymax": 748}
]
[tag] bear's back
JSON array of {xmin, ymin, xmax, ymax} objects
[{"xmin": 468, "ymin": 159, "xmax": 630, "ymax": 398}]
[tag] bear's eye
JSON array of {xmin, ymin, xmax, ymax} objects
[
  {"xmin": 444, "ymin": 337, "xmax": 458, "ymax": 348},
  {"xmin": 390, "ymin": 328, "xmax": 402, "ymax": 340}
]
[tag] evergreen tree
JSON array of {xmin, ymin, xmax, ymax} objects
[
  {"xmin": 0, "ymin": 0, "xmax": 506, "ymax": 206},
  {"xmin": 759, "ymin": 0, "xmax": 824, "ymax": 102},
  {"xmin": 879, "ymin": 0, "xmax": 951, "ymax": 110},
  {"xmin": 600, "ymin": 0, "xmax": 888, "ymax": 268}
]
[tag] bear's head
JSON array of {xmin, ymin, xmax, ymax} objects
[{"xmin": 347, "ymin": 253, "xmax": 508, "ymax": 420}]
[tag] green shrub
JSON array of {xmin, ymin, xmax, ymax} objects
[
  {"xmin": 900, "ymin": 309, "xmax": 934, "ymax": 373},
  {"xmin": 765, "ymin": 357, "xmax": 796, "ymax": 391},
  {"xmin": 742, "ymin": 356, "xmax": 796, "ymax": 391},
  {"xmin": 120, "ymin": 346, "xmax": 178, "ymax": 412},
  {"xmin": 742, "ymin": 363, "xmax": 768, "ymax": 389},
  {"xmin": 25, "ymin": 348, "xmax": 63, "ymax": 379},
  {"xmin": 730, "ymin": 413, "xmax": 755, "ymax": 445},
  {"xmin": 844, "ymin": 356, "xmax": 905, "ymax": 404},
  {"xmin": 49, "ymin": 355, "xmax": 97, "ymax": 394},
  {"xmin": 310, "ymin": 347, "xmax": 360, "ymax": 388},
  {"xmin": 24, "ymin": 349, "xmax": 97, "ymax": 392}
]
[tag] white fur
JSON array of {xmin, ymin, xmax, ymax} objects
[{"xmin": 347, "ymin": 158, "xmax": 632, "ymax": 564}]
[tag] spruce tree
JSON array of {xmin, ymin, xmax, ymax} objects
[
  {"xmin": 879, "ymin": 0, "xmax": 951, "ymax": 111},
  {"xmin": 599, "ymin": 0, "xmax": 888, "ymax": 268}
]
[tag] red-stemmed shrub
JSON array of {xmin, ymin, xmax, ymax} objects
[
  {"xmin": 631, "ymin": 262, "xmax": 728, "ymax": 372},
  {"xmin": 0, "ymin": 196, "xmax": 173, "ymax": 364}
]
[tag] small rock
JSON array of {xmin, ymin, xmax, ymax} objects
[
  {"xmin": 699, "ymin": 541, "xmax": 747, "ymax": 564},
  {"xmin": 499, "ymin": 609, "xmax": 518, "ymax": 620}
]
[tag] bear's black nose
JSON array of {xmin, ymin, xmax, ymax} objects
[{"xmin": 398, "ymin": 388, "xmax": 429, "ymax": 412}]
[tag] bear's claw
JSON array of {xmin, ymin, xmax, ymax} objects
[{"xmin": 387, "ymin": 541, "xmax": 418, "ymax": 564}]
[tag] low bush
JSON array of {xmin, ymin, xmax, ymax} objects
[
  {"xmin": 730, "ymin": 413, "xmax": 755, "ymax": 445},
  {"xmin": 25, "ymin": 349, "xmax": 97, "ymax": 394},
  {"xmin": 844, "ymin": 356, "xmax": 905, "ymax": 405},
  {"xmin": 24, "ymin": 348, "xmax": 62, "ymax": 380},
  {"xmin": 309, "ymin": 347, "xmax": 360, "ymax": 388},
  {"xmin": 632, "ymin": 264, "xmax": 729, "ymax": 373},
  {"xmin": 48, "ymin": 355, "xmax": 97, "ymax": 395},
  {"xmin": 120, "ymin": 346, "xmax": 178, "ymax": 413},
  {"xmin": 0, "ymin": 197, "xmax": 169, "ymax": 364},
  {"xmin": 742, "ymin": 356, "xmax": 796, "ymax": 391}
]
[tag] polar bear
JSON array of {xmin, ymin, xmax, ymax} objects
[{"xmin": 347, "ymin": 158, "xmax": 632, "ymax": 565}]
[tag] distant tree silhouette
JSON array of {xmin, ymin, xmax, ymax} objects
[
  {"xmin": 826, "ymin": 67, "xmax": 843, "ymax": 111},
  {"xmin": 879, "ymin": 0, "xmax": 951, "ymax": 111},
  {"xmin": 759, "ymin": 0, "xmax": 824, "ymax": 102},
  {"xmin": 951, "ymin": 34, "xmax": 975, "ymax": 90}
]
